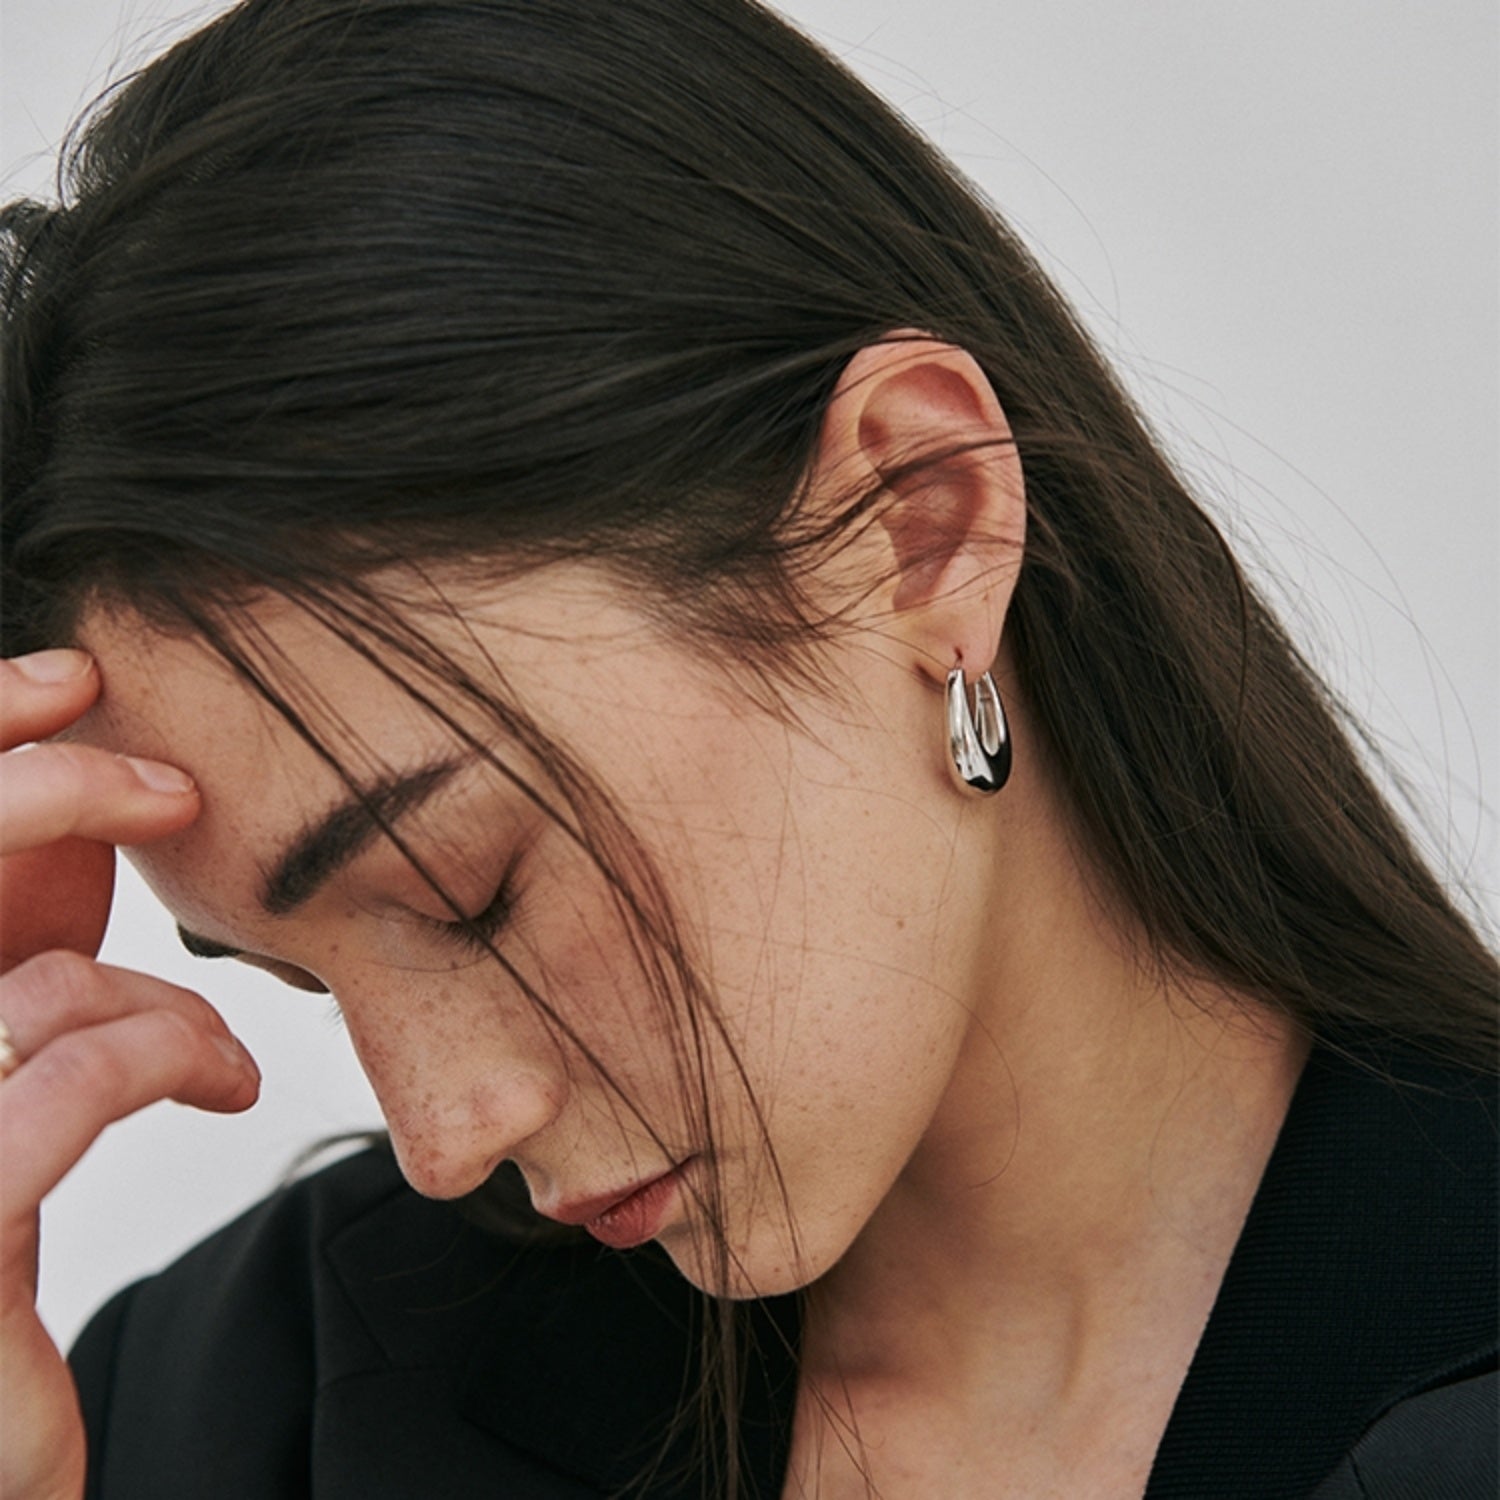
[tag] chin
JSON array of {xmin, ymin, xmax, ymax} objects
[{"xmin": 655, "ymin": 1213, "xmax": 844, "ymax": 1301}]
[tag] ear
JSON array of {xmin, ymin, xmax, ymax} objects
[{"xmin": 808, "ymin": 332, "xmax": 1024, "ymax": 683}]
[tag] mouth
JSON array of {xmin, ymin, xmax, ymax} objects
[{"xmin": 541, "ymin": 1158, "xmax": 695, "ymax": 1249}]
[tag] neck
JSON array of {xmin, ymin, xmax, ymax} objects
[{"xmin": 802, "ymin": 761, "xmax": 1309, "ymax": 1408}]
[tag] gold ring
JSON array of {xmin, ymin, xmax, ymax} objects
[{"xmin": 0, "ymin": 1016, "xmax": 21, "ymax": 1080}]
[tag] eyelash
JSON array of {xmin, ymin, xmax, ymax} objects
[{"xmin": 424, "ymin": 864, "xmax": 521, "ymax": 957}]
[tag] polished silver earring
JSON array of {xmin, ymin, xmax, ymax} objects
[{"xmin": 946, "ymin": 664, "xmax": 1011, "ymax": 794}]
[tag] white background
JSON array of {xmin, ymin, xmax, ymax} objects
[{"xmin": 2, "ymin": 0, "xmax": 1495, "ymax": 1350}]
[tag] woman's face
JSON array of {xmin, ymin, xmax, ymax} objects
[{"xmin": 74, "ymin": 565, "xmax": 1003, "ymax": 1296}]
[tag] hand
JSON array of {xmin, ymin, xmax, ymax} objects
[{"xmin": 0, "ymin": 650, "xmax": 260, "ymax": 1500}]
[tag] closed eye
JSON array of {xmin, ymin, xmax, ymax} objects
[
  {"xmin": 177, "ymin": 926, "xmax": 240, "ymax": 961},
  {"xmin": 418, "ymin": 863, "xmax": 522, "ymax": 958},
  {"xmin": 175, "ymin": 836, "xmax": 527, "ymax": 981},
  {"xmin": 176, "ymin": 924, "xmax": 330, "ymax": 993}
]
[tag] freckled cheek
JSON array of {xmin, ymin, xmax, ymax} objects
[
  {"xmin": 506, "ymin": 890, "xmax": 688, "ymax": 1096},
  {"xmin": 334, "ymin": 978, "xmax": 481, "ymax": 1107},
  {"xmin": 333, "ymin": 969, "xmax": 569, "ymax": 1185}
]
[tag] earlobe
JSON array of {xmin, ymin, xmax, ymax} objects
[{"xmin": 811, "ymin": 332, "xmax": 1025, "ymax": 682}]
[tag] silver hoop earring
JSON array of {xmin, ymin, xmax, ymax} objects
[{"xmin": 946, "ymin": 664, "xmax": 1011, "ymax": 794}]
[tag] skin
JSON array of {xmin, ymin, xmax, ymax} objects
[
  {"xmin": 0, "ymin": 653, "xmax": 258, "ymax": 1500},
  {"xmin": 0, "ymin": 342, "xmax": 1307, "ymax": 1499}
]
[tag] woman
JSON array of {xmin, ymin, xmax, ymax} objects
[{"xmin": 1, "ymin": 1, "xmax": 1493, "ymax": 1496}]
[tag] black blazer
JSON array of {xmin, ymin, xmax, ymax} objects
[{"xmin": 71, "ymin": 1043, "xmax": 1497, "ymax": 1499}]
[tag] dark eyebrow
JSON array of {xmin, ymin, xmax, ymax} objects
[
  {"xmin": 175, "ymin": 757, "xmax": 465, "ymax": 958},
  {"xmin": 261, "ymin": 758, "xmax": 464, "ymax": 915}
]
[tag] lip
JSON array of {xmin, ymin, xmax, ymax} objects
[{"xmin": 540, "ymin": 1159, "xmax": 693, "ymax": 1249}]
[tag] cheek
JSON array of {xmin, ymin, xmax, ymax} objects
[
  {"xmin": 657, "ymin": 933, "xmax": 975, "ymax": 1297},
  {"xmin": 503, "ymin": 850, "xmax": 697, "ymax": 1127},
  {"xmin": 771, "ymin": 959, "xmax": 969, "ymax": 1175},
  {"xmin": 631, "ymin": 796, "xmax": 981, "ymax": 1288}
]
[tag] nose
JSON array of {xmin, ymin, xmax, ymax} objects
[{"xmin": 340, "ymin": 995, "xmax": 565, "ymax": 1200}]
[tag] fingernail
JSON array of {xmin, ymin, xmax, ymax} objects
[
  {"xmin": 13, "ymin": 649, "xmax": 93, "ymax": 684},
  {"xmin": 214, "ymin": 1034, "xmax": 260, "ymax": 1079},
  {"xmin": 123, "ymin": 756, "xmax": 197, "ymax": 795}
]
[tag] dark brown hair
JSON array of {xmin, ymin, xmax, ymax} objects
[{"xmin": 3, "ymin": 0, "xmax": 1495, "ymax": 1491}]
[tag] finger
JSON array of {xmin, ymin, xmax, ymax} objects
[
  {"xmin": 0, "ymin": 951, "xmax": 241, "ymax": 1056},
  {"xmin": 0, "ymin": 839, "xmax": 115, "ymax": 970},
  {"xmin": 0, "ymin": 653, "xmax": 99, "ymax": 752},
  {"xmin": 0, "ymin": 1007, "xmax": 260, "ymax": 1214},
  {"xmin": 0, "ymin": 742, "xmax": 198, "ymax": 855}
]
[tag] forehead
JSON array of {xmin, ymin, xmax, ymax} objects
[
  {"xmin": 68, "ymin": 602, "xmax": 450, "ymax": 933},
  {"xmin": 72, "ymin": 566, "xmax": 657, "ymax": 767},
  {"xmin": 74, "ymin": 604, "xmax": 434, "ymax": 786},
  {"xmin": 65, "ymin": 570, "xmax": 696, "ymax": 929}
]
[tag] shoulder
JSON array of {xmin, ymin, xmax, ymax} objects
[
  {"xmin": 1298, "ymin": 1050, "xmax": 1500, "ymax": 1498},
  {"xmin": 1280, "ymin": 1044, "xmax": 1498, "ymax": 1494},
  {"xmin": 71, "ymin": 1143, "xmax": 441, "ymax": 1389},
  {"xmin": 1309, "ymin": 1368, "xmax": 1498, "ymax": 1500},
  {"xmin": 69, "ymin": 1146, "xmax": 433, "ymax": 1497},
  {"xmin": 69, "ymin": 1146, "xmax": 707, "ymax": 1499},
  {"xmin": 73, "ymin": 1143, "xmax": 413, "ymax": 1365},
  {"xmin": 1151, "ymin": 1040, "xmax": 1498, "ymax": 1499},
  {"xmin": 1240, "ymin": 1037, "xmax": 1495, "ymax": 1296}
]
